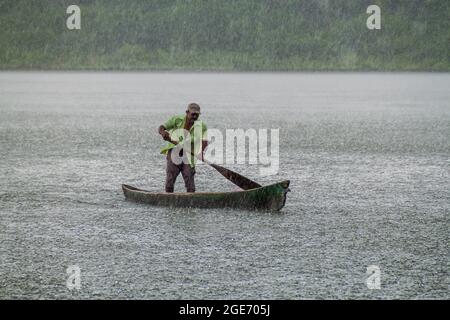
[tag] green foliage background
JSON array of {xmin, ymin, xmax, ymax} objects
[{"xmin": 0, "ymin": 0, "xmax": 448, "ymax": 70}]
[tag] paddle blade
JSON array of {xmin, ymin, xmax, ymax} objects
[{"xmin": 208, "ymin": 163, "xmax": 262, "ymax": 190}]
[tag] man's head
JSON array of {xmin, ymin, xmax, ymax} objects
[{"xmin": 186, "ymin": 103, "xmax": 201, "ymax": 123}]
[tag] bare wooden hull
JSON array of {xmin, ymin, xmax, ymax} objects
[{"xmin": 122, "ymin": 180, "xmax": 290, "ymax": 211}]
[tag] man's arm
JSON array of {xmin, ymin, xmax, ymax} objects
[
  {"xmin": 200, "ymin": 122, "xmax": 208, "ymax": 160},
  {"xmin": 158, "ymin": 125, "xmax": 171, "ymax": 141},
  {"xmin": 200, "ymin": 140, "xmax": 208, "ymax": 160},
  {"xmin": 202, "ymin": 140, "xmax": 208, "ymax": 151}
]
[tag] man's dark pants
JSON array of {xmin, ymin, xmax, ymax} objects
[{"xmin": 165, "ymin": 149, "xmax": 195, "ymax": 192}]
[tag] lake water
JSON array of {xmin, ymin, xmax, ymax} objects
[{"xmin": 0, "ymin": 72, "xmax": 449, "ymax": 299}]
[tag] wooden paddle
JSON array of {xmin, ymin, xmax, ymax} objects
[{"xmin": 168, "ymin": 139, "xmax": 261, "ymax": 190}]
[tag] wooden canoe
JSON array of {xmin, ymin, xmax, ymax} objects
[{"xmin": 122, "ymin": 180, "xmax": 290, "ymax": 211}]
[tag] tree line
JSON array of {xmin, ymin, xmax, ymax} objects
[{"xmin": 0, "ymin": 0, "xmax": 448, "ymax": 70}]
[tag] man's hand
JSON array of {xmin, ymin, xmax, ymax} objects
[
  {"xmin": 158, "ymin": 125, "xmax": 172, "ymax": 142},
  {"xmin": 161, "ymin": 130, "xmax": 172, "ymax": 142}
]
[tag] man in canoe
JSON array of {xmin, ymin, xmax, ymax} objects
[{"xmin": 158, "ymin": 103, "xmax": 208, "ymax": 193}]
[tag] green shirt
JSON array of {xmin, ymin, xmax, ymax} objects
[{"xmin": 160, "ymin": 115, "xmax": 207, "ymax": 167}]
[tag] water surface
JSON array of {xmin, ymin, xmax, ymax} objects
[{"xmin": 0, "ymin": 72, "xmax": 449, "ymax": 299}]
